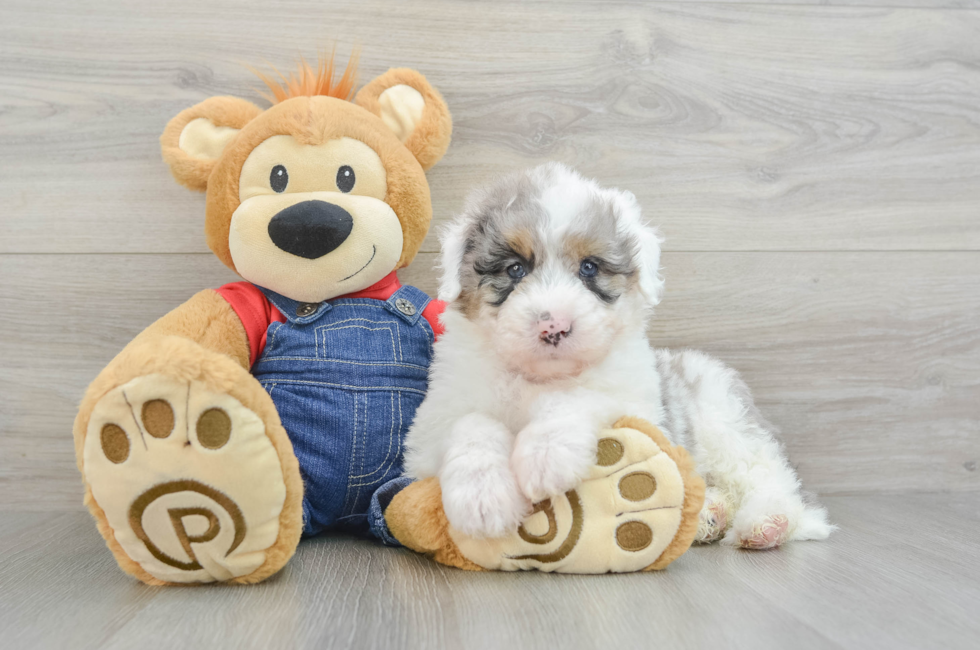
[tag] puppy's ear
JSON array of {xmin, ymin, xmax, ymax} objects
[
  {"xmin": 160, "ymin": 96, "xmax": 262, "ymax": 191},
  {"xmin": 437, "ymin": 214, "xmax": 473, "ymax": 303},
  {"xmin": 613, "ymin": 190, "xmax": 665, "ymax": 306},
  {"xmin": 355, "ymin": 69, "xmax": 452, "ymax": 171}
]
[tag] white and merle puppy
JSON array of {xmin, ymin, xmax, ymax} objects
[{"xmin": 404, "ymin": 163, "xmax": 833, "ymax": 549}]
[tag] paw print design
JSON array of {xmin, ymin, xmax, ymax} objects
[{"xmin": 82, "ymin": 374, "xmax": 290, "ymax": 583}]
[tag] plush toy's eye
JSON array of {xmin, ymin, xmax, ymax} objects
[
  {"xmin": 507, "ymin": 263, "xmax": 526, "ymax": 280},
  {"xmin": 270, "ymin": 165, "xmax": 288, "ymax": 193},
  {"xmin": 337, "ymin": 165, "xmax": 355, "ymax": 193},
  {"xmin": 579, "ymin": 260, "xmax": 599, "ymax": 277}
]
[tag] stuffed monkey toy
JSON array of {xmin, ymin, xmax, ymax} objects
[{"xmin": 72, "ymin": 56, "xmax": 704, "ymax": 584}]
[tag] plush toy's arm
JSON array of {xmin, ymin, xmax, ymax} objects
[{"xmin": 129, "ymin": 289, "xmax": 251, "ymax": 369}]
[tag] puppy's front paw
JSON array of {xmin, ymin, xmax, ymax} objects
[
  {"xmin": 441, "ymin": 465, "xmax": 531, "ymax": 539},
  {"xmin": 512, "ymin": 420, "xmax": 596, "ymax": 502}
]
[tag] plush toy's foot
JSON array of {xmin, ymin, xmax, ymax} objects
[
  {"xmin": 76, "ymin": 339, "xmax": 303, "ymax": 585},
  {"xmin": 386, "ymin": 416, "xmax": 705, "ymax": 573}
]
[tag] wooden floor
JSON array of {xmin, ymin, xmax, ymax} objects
[
  {"xmin": 2, "ymin": 494, "xmax": 978, "ymax": 650},
  {"xmin": 1, "ymin": 0, "xmax": 978, "ymax": 648}
]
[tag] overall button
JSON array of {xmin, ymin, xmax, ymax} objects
[
  {"xmin": 395, "ymin": 298, "xmax": 416, "ymax": 316},
  {"xmin": 296, "ymin": 302, "xmax": 319, "ymax": 317}
]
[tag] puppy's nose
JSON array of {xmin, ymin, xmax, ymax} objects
[
  {"xmin": 268, "ymin": 200, "xmax": 353, "ymax": 259},
  {"xmin": 537, "ymin": 314, "xmax": 573, "ymax": 347}
]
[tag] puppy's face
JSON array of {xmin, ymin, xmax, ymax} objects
[{"xmin": 441, "ymin": 164, "xmax": 664, "ymax": 381}]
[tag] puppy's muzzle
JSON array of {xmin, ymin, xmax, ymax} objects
[{"xmin": 268, "ymin": 200, "xmax": 353, "ymax": 259}]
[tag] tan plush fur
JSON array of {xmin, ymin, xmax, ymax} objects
[
  {"xmin": 355, "ymin": 69, "xmax": 453, "ymax": 171},
  {"xmin": 160, "ymin": 97, "xmax": 263, "ymax": 192},
  {"xmin": 73, "ymin": 293, "xmax": 304, "ymax": 585},
  {"xmin": 385, "ymin": 477, "xmax": 484, "ymax": 571}
]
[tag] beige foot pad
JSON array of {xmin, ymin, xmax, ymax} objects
[
  {"xmin": 82, "ymin": 374, "xmax": 289, "ymax": 584},
  {"xmin": 387, "ymin": 416, "xmax": 705, "ymax": 573}
]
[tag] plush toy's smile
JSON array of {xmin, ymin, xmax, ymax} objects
[{"xmin": 342, "ymin": 244, "xmax": 377, "ymax": 282}]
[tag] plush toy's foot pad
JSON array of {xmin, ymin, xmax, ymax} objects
[
  {"xmin": 83, "ymin": 374, "xmax": 289, "ymax": 584},
  {"xmin": 387, "ymin": 416, "xmax": 705, "ymax": 573}
]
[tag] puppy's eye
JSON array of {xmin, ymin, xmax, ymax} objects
[
  {"xmin": 337, "ymin": 165, "xmax": 355, "ymax": 193},
  {"xmin": 270, "ymin": 165, "xmax": 288, "ymax": 193},
  {"xmin": 579, "ymin": 260, "xmax": 599, "ymax": 277},
  {"xmin": 507, "ymin": 263, "xmax": 527, "ymax": 280}
]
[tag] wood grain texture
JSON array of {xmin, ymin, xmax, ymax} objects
[
  {"xmin": 1, "ymin": 252, "xmax": 976, "ymax": 509},
  {"xmin": 2, "ymin": 494, "xmax": 978, "ymax": 650},
  {"xmin": 1, "ymin": 1, "xmax": 978, "ymax": 254},
  {"xmin": 1, "ymin": 1, "xmax": 979, "ymax": 644}
]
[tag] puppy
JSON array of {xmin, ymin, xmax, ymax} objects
[{"xmin": 404, "ymin": 163, "xmax": 833, "ymax": 549}]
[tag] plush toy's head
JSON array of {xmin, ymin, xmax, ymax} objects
[{"xmin": 160, "ymin": 57, "xmax": 452, "ymax": 303}]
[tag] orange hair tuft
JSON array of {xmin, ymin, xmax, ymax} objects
[{"xmin": 252, "ymin": 49, "xmax": 359, "ymax": 104}]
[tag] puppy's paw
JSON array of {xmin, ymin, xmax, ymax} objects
[
  {"xmin": 731, "ymin": 514, "xmax": 790, "ymax": 550},
  {"xmin": 512, "ymin": 420, "xmax": 596, "ymax": 503},
  {"xmin": 695, "ymin": 487, "xmax": 733, "ymax": 544},
  {"xmin": 441, "ymin": 464, "xmax": 531, "ymax": 538}
]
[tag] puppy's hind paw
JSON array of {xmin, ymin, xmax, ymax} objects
[
  {"xmin": 695, "ymin": 489, "xmax": 732, "ymax": 544},
  {"xmin": 733, "ymin": 514, "xmax": 790, "ymax": 550}
]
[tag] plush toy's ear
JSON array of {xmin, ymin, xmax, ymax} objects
[
  {"xmin": 355, "ymin": 68, "xmax": 452, "ymax": 171},
  {"xmin": 612, "ymin": 190, "xmax": 666, "ymax": 307},
  {"xmin": 160, "ymin": 96, "xmax": 263, "ymax": 191}
]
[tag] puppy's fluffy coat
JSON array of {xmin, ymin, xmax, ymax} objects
[{"xmin": 404, "ymin": 163, "xmax": 833, "ymax": 549}]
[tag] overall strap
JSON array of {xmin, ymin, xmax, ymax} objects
[
  {"xmin": 256, "ymin": 286, "xmax": 333, "ymax": 325},
  {"xmin": 383, "ymin": 285, "xmax": 431, "ymax": 326}
]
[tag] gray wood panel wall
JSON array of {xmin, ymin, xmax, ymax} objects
[{"xmin": 1, "ymin": 0, "xmax": 978, "ymax": 510}]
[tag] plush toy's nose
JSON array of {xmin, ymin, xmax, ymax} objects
[{"xmin": 268, "ymin": 200, "xmax": 354, "ymax": 259}]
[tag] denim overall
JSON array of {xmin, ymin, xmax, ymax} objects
[{"xmin": 251, "ymin": 284, "xmax": 432, "ymax": 541}]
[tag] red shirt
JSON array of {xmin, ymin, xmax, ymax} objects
[{"xmin": 216, "ymin": 272, "xmax": 446, "ymax": 367}]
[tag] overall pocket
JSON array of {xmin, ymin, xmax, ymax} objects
[{"xmin": 317, "ymin": 316, "xmax": 404, "ymax": 363}]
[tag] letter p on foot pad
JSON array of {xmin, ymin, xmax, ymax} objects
[{"xmin": 82, "ymin": 374, "xmax": 290, "ymax": 584}]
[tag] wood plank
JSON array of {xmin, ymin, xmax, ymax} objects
[
  {"xmin": 1, "ymin": 252, "xmax": 976, "ymax": 510},
  {"xmin": 2, "ymin": 494, "xmax": 978, "ymax": 650},
  {"xmin": 1, "ymin": 1, "xmax": 978, "ymax": 254},
  {"xmin": 0, "ymin": 512, "xmax": 162, "ymax": 649}
]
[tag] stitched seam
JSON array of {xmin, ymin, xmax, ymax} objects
[
  {"xmin": 349, "ymin": 390, "xmax": 397, "ymax": 482},
  {"xmin": 327, "ymin": 301, "xmax": 390, "ymax": 309},
  {"xmin": 351, "ymin": 390, "xmax": 406, "ymax": 487},
  {"xmin": 319, "ymin": 317, "xmax": 394, "ymax": 326},
  {"xmin": 343, "ymin": 392, "xmax": 360, "ymax": 514},
  {"xmin": 396, "ymin": 323, "xmax": 404, "ymax": 361},
  {"xmin": 266, "ymin": 321, "xmax": 283, "ymax": 354},
  {"xmin": 260, "ymin": 380, "xmax": 427, "ymax": 395},
  {"xmin": 418, "ymin": 315, "xmax": 435, "ymax": 347},
  {"xmin": 255, "ymin": 356, "xmax": 429, "ymax": 371}
]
